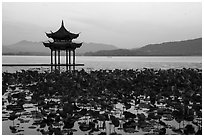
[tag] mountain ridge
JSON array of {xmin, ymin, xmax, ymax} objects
[
  {"xmin": 2, "ymin": 41, "xmax": 118, "ymax": 56},
  {"xmin": 2, "ymin": 38, "xmax": 202, "ymax": 56},
  {"xmin": 85, "ymin": 38, "xmax": 202, "ymax": 56}
]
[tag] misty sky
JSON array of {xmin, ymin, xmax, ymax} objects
[{"xmin": 2, "ymin": 2, "xmax": 202, "ymax": 49}]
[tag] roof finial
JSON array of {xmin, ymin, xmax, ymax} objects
[{"xmin": 61, "ymin": 20, "xmax": 64, "ymax": 27}]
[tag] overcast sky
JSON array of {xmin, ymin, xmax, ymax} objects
[{"xmin": 2, "ymin": 2, "xmax": 202, "ymax": 49}]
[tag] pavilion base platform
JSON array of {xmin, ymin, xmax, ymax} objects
[{"xmin": 2, "ymin": 64, "xmax": 84, "ymax": 72}]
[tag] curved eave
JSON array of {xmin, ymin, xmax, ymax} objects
[
  {"xmin": 43, "ymin": 42, "xmax": 51, "ymax": 47},
  {"xmin": 71, "ymin": 42, "xmax": 83, "ymax": 48},
  {"xmin": 45, "ymin": 33, "xmax": 52, "ymax": 38},
  {"xmin": 69, "ymin": 33, "xmax": 79, "ymax": 39}
]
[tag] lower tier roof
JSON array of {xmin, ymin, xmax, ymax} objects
[{"xmin": 43, "ymin": 41, "xmax": 82, "ymax": 50}]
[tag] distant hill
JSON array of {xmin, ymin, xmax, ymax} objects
[
  {"xmin": 2, "ymin": 46, "xmax": 14, "ymax": 53},
  {"xmin": 3, "ymin": 38, "xmax": 202, "ymax": 56},
  {"xmin": 84, "ymin": 49, "xmax": 141, "ymax": 56},
  {"xmin": 77, "ymin": 42, "xmax": 118, "ymax": 54},
  {"xmin": 135, "ymin": 38, "xmax": 202, "ymax": 56},
  {"xmin": 3, "ymin": 40, "xmax": 48, "ymax": 55},
  {"xmin": 2, "ymin": 40, "xmax": 118, "ymax": 56},
  {"xmin": 85, "ymin": 38, "xmax": 202, "ymax": 56}
]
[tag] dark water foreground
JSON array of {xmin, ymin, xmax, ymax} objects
[{"xmin": 2, "ymin": 68, "xmax": 202, "ymax": 135}]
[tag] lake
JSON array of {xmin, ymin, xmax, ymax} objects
[
  {"xmin": 2, "ymin": 56, "xmax": 202, "ymax": 135},
  {"xmin": 2, "ymin": 56, "xmax": 202, "ymax": 72}
]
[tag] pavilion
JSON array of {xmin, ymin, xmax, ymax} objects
[{"xmin": 43, "ymin": 20, "xmax": 83, "ymax": 71}]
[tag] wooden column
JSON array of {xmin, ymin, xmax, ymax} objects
[
  {"xmin": 73, "ymin": 50, "xmax": 75, "ymax": 70},
  {"xmin": 69, "ymin": 50, "xmax": 71, "ymax": 71},
  {"xmin": 54, "ymin": 50, "xmax": 57, "ymax": 70},
  {"xmin": 51, "ymin": 49, "xmax": 53, "ymax": 72},
  {"xmin": 66, "ymin": 49, "xmax": 68, "ymax": 71},
  {"xmin": 58, "ymin": 50, "xmax": 60, "ymax": 70}
]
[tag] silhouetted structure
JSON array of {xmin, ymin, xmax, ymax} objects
[{"xmin": 43, "ymin": 20, "xmax": 83, "ymax": 71}]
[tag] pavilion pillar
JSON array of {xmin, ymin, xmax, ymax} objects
[
  {"xmin": 51, "ymin": 49, "xmax": 53, "ymax": 72},
  {"xmin": 66, "ymin": 49, "xmax": 68, "ymax": 71},
  {"xmin": 54, "ymin": 50, "xmax": 57, "ymax": 70},
  {"xmin": 73, "ymin": 50, "xmax": 75, "ymax": 70},
  {"xmin": 58, "ymin": 50, "xmax": 60, "ymax": 70},
  {"xmin": 69, "ymin": 50, "xmax": 71, "ymax": 71}
]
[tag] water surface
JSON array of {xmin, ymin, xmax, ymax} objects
[{"xmin": 2, "ymin": 56, "xmax": 202, "ymax": 72}]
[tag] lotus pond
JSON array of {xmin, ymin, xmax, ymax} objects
[{"xmin": 2, "ymin": 68, "xmax": 202, "ymax": 135}]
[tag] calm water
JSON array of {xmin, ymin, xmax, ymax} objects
[{"xmin": 2, "ymin": 56, "xmax": 202, "ymax": 72}]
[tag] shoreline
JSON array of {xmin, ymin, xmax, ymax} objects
[{"xmin": 2, "ymin": 54, "xmax": 202, "ymax": 57}]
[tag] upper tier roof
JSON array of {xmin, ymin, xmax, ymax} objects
[{"xmin": 46, "ymin": 20, "xmax": 79, "ymax": 40}]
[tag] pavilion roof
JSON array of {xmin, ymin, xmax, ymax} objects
[
  {"xmin": 46, "ymin": 20, "xmax": 79, "ymax": 40},
  {"xmin": 43, "ymin": 41, "xmax": 82, "ymax": 50}
]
